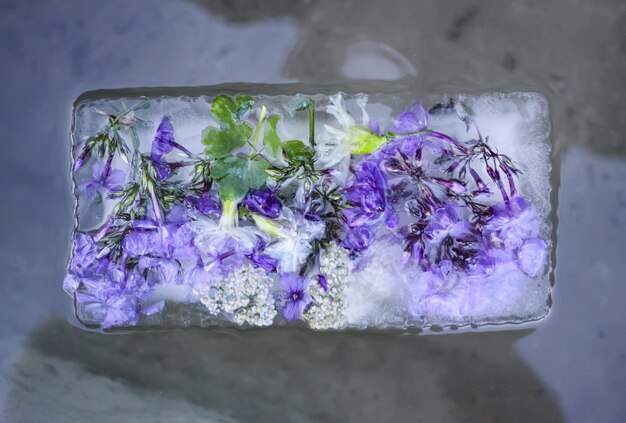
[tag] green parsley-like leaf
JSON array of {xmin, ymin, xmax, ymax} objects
[
  {"xmin": 211, "ymin": 94, "xmax": 236, "ymax": 125},
  {"xmin": 235, "ymin": 95, "xmax": 254, "ymax": 120},
  {"xmin": 212, "ymin": 156, "xmax": 248, "ymax": 201},
  {"xmin": 248, "ymin": 159, "xmax": 270, "ymax": 189},
  {"xmin": 201, "ymin": 123, "xmax": 252, "ymax": 158},
  {"xmin": 282, "ymin": 140, "xmax": 314, "ymax": 164},
  {"xmin": 212, "ymin": 156, "xmax": 269, "ymax": 201},
  {"xmin": 203, "ymin": 94, "xmax": 255, "ymax": 158}
]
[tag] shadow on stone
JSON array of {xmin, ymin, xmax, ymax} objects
[{"xmin": 5, "ymin": 318, "xmax": 564, "ymax": 423}]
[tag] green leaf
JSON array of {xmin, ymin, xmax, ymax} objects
[
  {"xmin": 234, "ymin": 95, "xmax": 254, "ymax": 120},
  {"xmin": 248, "ymin": 159, "xmax": 270, "ymax": 189},
  {"xmin": 294, "ymin": 96, "xmax": 315, "ymax": 111},
  {"xmin": 282, "ymin": 140, "xmax": 314, "ymax": 164},
  {"xmin": 211, "ymin": 94, "xmax": 236, "ymax": 125},
  {"xmin": 212, "ymin": 156, "xmax": 249, "ymax": 201},
  {"xmin": 212, "ymin": 156, "xmax": 269, "ymax": 201},
  {"xmin": 263, "ymin": 115, "xmax": 282, "ymax": 157},
  {"xmin": 201, "ymin": 124, "xmax": 252, "ymax": 158}
]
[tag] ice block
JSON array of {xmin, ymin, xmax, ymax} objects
[{"xmin": 65, "ymin": 88, "xmax": 552, "ymax": 330}]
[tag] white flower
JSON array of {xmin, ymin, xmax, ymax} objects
[
  {"xmin": 315, "ymin": 93, "xmax": 387, "ymax": 175},
  {"xmin": 259, "ymin": 209, "xmax": 326, "ymax": 274},
  {"xmin": 189, "ymin": 200, "xmax": 260, "ymax": 257}
]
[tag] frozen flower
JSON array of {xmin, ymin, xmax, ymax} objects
[
  {"xmin": 468, "ymin": 247, "xmax": 518, "ymax": 278},
  {"xmin": 197, "ymin": 264, "xmax": 277, "ymax": 326},
  {"xmin": 122, "ymin": 205, "xmax": 198, "ymax": 283},
  {"xmin": 76, "ymin": 288, "xmax": 141, "ymax": 329},
  {"xmin": 341, "ymin": 226, "xmax": 375, "ymax": 252},
  {"xmin": 259, "ymin": 210, "xmax": 326, "ymax": 274},
  {"xmin": 187, "ymin": 191, "xmax": 222, "ymax": 217},
  {"xmin": 304, "ymin": 243, "xmax": 351, "ymax": 330},
  {"xmin": 190, "ymin": 199, "xmax": 260, "ymax": 258},
  {"xmin": 277, "ymin": 273, "xmax": 311, "ymax": 321},
  {"xmin": 388, "ymin": 102, "xmax": 429, "ymax": 134},
  {"xmin": 150, "ymin": 116, "xmax": 193, "ymax": 180},
  {"xmin": 342, "ymin": 161, "xmax": 388, "ymax": 228},
  {"xmin": 424, "ymin": 203, "xmax": 473, "ymax": 246},
  {"xmin": 67, "ymin": 232, "xmax": 107, "ymax": 279},
  {"xmin": 151, "ymin": 116, "xmax": 176, "ymax": 160},
  {"xmin": 484, "ymin": 196, "xmax": 541, "ymax": 251},
  {"xmin": 151, "ymin": 116, "xmax": 193, "ymax": 160},
  {"xmin": 516, "ymin": 238, "xmax": 548, "ymax": 277},
  {"xmin": 184, "ymin": 246, "xmax": 245, "ymax": 295},
  {"xmin": 316, "ymin": 93, "xmax": 388, "ymax": 170},
  {"xmin": 79, "ymin": 160, "xmax": 125, "ymax": 199},
  {"xmin": 76, "ymin": 265, "xmax": 163, "ymax": 329},
  {"xmin": 242, "ymin": 189, "xmax": 282, "ymax": 218},
  {"xmin": 245, "ymin": 237, "xmax": 279, "ymax": 273}
]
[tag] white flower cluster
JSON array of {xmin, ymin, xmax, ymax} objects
[
  {"xmin": 304, "ymin": 243, "xmax": 352, "ymax": 330},
  {"xmin": 198, "ymin": 264, "xmax": 277, "ymax": 327}
]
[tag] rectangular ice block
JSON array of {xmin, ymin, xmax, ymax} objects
[{"xmin": 66, "ymin": 87, "xmax": 552, "ymax": 330}]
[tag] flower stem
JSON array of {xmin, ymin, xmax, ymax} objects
[
  {"xmin": 218, "ymin": 199, "xmax": 238, "ymax": 230},
  {"xmin": 250, "ymin": 105, "xmax": 268, "ymax": 159},
  {"xmin": 148, "ymin": 183, "xmax": 164, "ymax": 225},
  {"xmin": 309, "ymin": 107, "xmax": 315, "ymax": 148}
]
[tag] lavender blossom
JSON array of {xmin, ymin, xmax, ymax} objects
[{"xmin": 278, "ymin": 273, "xmax": 311, "ymax": 321}]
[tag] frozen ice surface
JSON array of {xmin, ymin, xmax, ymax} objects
[{"xmin": 69, "ymin": 90, "xmax": 552, "ymax": 330}]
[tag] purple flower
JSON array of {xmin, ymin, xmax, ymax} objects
[
  {"xmin": 64, "ymin": 231, "xmax": 113, "ymax": 294},
  {"xmin": 150, "ymin": 116, "xmax": 192, "ymax": 181},
  {"xmin": 468, "ymin": 248, "xmax": 517, "ymax": 278},
  {"xmin": 67, "ymin": 232, "xmax": 106, "ymax": 278},
  {"xmin": 187, "ymin": 192, "xmax": 222, "ymax": 217},
  {"xmin": 122, "ymin": 206, "xmax": 198, "ymax": 283},
  {"xmin": 424, "ymin": 203, "xmax": 473, "ymax": 246},
  {"xmin": 79, "ymin": 160, "xmax": 125, "ymax": 199},
  {"xmin": 388, "ymin": 102, "xmax": 428, "ymax": 134},
  {"xmin": 278, "ymin": 273, "xmax": 311, "ymax": 322},
  {"xmin": 151, "ymin": 116, "xmax": 176, "ymax": 160},
  {"xmin": 75, "ymin": 265, "xmax": 163, "ymax": 329},
  {"xmin": 341, "ymin": 226, "xmax": 375, "ymax": 252},
  {"xmin": 342, "ymin": 162, "xmax": 388, "ymax": 228},
  {"xmin": 242, "ymin": 189, "xmax": 282, "ymax": 219},
  {"xmin": 484, "ymin": 196, "xmax": 540, "ymax": 251},
  {"xmin": 76, "ymin": 288, "xmax": 140, "ymax": 329},
  {"xmin": 516, "ymin": 238, "xmax": 548, "ymax": 277},
  {"xmin": 245, "ymin": 238, "xmax": 278, "ymax": 273}
]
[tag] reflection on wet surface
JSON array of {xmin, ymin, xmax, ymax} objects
[{"xmin": 0, "ymin": 0, "xmax": 625, "ymax": 421}]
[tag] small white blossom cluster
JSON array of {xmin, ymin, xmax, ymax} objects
[
  {"xmin": 198, "ymin": 264, "xmax": 277, "ymax": 327},
  {"xmin": 304, "ymin": 243, "xmax": 352, "ymax": 330}
]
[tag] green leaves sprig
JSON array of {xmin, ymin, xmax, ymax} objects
[{"xmin": 201, "ymin": 94, "xmax": 254, "ymax": 158}]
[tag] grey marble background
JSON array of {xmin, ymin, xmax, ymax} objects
[{"xmin": 0, "ymin": 0, "xmax": 625, "ymax": 422}]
